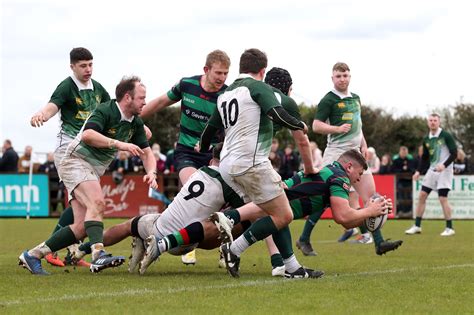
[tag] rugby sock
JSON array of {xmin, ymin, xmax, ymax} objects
[
  {"xmin": 446, "ymin": 220, "xmax": 453, "ymax": 229},
  {"xmin": 231, "ymin": 216, "xmax": 278, "ymax": 256},
  {"xmin": 78, "ymin": 242, "xmax": 92, "ymax": 254},
  {"xmin": 359, "ymin": 224, "xmax": 369, "ymax": 234},
  {"xmin": 272, "ymin": 226, "xmax": 294, "ymax": 259},
  {"xmin": 84, "ymin": 221, "xmax": 104, "ymax": 245},
  {"xmin": 51, "ymin": 207, "xmax": 74, "ymax": 235},
  {"xmin": 415, "ymin": 216, "xmax": 422, "ymax": 227},
  {"xmin": 44, "ymin": 226, "xmax": 77, "ymax": 253},
  {"xmin": 372, "ymin": 229, "xmax": 384, "ymax": 247},
  {"xmin": 299, "ymin": 212, "xmax": 318, "ymax": 243},
  {"xmin": 271, "ymin": 253, "xmax": 284, "ymax": 268},
  {"xmin": 223, "ymin": 208, "xmax": 241, "ymax": 225},
  {"xmin": 283, "ymin": 254, "xmax": 301, "ymax": 273},
  {"xmin": 157, "ymin": 222, "xmax": 204, "ymax": 253}
]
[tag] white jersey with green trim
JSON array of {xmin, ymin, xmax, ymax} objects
[{"xmin": 217, "ymin": 74, "xmax": 280, "ymax": 175}]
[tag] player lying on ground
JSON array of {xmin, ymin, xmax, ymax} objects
[{"xmin": 140, "ymin": 149, "xmax": 393, "ymax": 278}]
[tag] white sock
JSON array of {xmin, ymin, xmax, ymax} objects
[
  {"xmin": 28, "ymin": 242, "xmax": 51, "ymax": 259},
  {"xmin": 283, "ymin": 254, "xmax": 301, "ymax": 273},
  {"xmin": 91, "ymin": 243, "xmax": 104, "ymax": 260},
  {"xmin": 229, "ymin": 236, "xmax": 250, "ymax": 257}
]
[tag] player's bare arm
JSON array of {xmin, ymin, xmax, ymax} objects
[
  {"xmin": 139, "ymin": 147, "xmax": 158, "ymax": 190},
  {"xmin": 140, "ymin": 93, "xmax": 176, "ymax": 119},
  {"xmin": 30, "ymin": 102, "xmax": 60, "ymax": 127},
  {"xmin": 312, "ymin": 119, "xmax": 351, "ymax": 135},
  {"xmin": 291, "ymin": 130, "xmax": 316, "ymax": 175},
  {"xmin": 81, "ymin": 129, "xmax": 144, "ymax": 156},
  {"xmin": 330, "ymin": 196, "xmax": 388, "ymax": 229}
]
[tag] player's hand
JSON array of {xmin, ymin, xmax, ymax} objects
[
  {"xmin": 435, "ymin": 163, "xmax": 446, "ymax": 172},
  {"xmin": 412, "ymin": 171, "xmax": 420, "ymax": 181},
  {"xmin": 143, "ymin": 172, "xmax": 158, "ymax": 190},
  {"xmin": 116, "ymin": 142, "xmax": 144, "ymax": 156},
  {"xmin": 30, "ymin": 111, "xmax": 47, "ymax": 127},
  {"xmin": 301, "ymin": 122, "xmax": 308, "ymax": 134},
  {"xmin": 194, "ymin": 141, "xmax": 201, "ymax": 153},
  {"xmin": 304, "ymin": 166, "xmax": 319, "ymax": 175},
  {"xmin": 368, "ymin": 197, "xmax": 389, "ymax": 217},
  {"xmin": 383, "ymin": 196, "xmax": 393, "ymax": 213},
  {"xmin": 144, "ymin": 125, "xmax": 152, "ymax": 140},
  {"xmin": 337, "ymin": 123, "xmax": 351, "ymax": 134}
]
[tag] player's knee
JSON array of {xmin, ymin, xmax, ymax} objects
[{"xmin": 93, "ymin": 198, "xmax": 106, "ymax": 215}]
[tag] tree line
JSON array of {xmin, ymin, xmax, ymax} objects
[{"xmin": 144, "ymin": 102, "xmax": 473, "ymax": 164}]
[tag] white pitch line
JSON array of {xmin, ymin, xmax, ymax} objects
[{"xmin": 2, "ymin": 263, "xmax": 473, "ymax": 307}]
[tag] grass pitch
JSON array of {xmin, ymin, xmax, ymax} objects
[{"xmin": 0, "ymin": 218, "xmax": 473, "ymax": 314}]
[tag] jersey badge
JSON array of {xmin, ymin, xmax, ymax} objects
[
  {"xmin": 75, "ymin": 97, "xmax": 83, "ymax": 105},
  {"xmin": 107, "ymin": 128, "xmax": 116, "ymax": 136},
  {"xmin": 337, "ymin": 102, "xmax": 345, "ymax": 108}
]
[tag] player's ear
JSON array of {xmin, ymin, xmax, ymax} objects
[{"xmin": 203, "ymin": 66, "xmax": 210, "ymax": 74}]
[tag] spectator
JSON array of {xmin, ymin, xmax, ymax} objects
[
  {"xmin": 152, "ymin": 143, "xmax": 167, "ymax": 173},
  {"xmin": 269, "ymin": 138, "xmax": 283, "ymax": 172},
  {"xmin": 18, "ymin": 145, "xmax": 33, "ymax": 173},
  {"xmin": 391, "ymin": 146, "xmax": 417, "ymax": 174},
  {"xmin": 279, "ymin": 144, "xmax": 300, "ymax": 180},
  {"xmin": 379, "ymin": 153, "xmax": 392, "ymax": 174},
  {"xmin": 164, "ymin": 142, "xmax": 178, "ymax": 174},
  {"xmin": 367, "ymin": 147, "xmax": 380, "ymax": 174},
  {"xmin": 39, "ymin": 152, "xmax": 64, "ymax": 212},
  {"xmin": 109, "ymin": 151, "xmax": 134, "ymax": 184},
  {"xmin": 392, "ymin": 146, "xmax": 417, "ymax": 216},
  {"xmin": 310, "ymin": 141, "xmax": 323, "ymax": 169},
  {"xmin": 0, "ymin": 139, "xmax": 19, "ymax": 172},
  {"xmin": 453, "ymin": 149, "xmax": 469, "ymax": 175},
  {"xmin": 414, "ymin": 145, "xmax": 429, "ymax": 175}
]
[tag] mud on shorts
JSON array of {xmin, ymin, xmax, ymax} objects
[
  {"xmin": 57, "ymin": 154, "xmax": 100, "ymax": 201},
  {"xmin": 174, "ymin": 143, "xmax": 213, "ymax": 172},
  {"xmin": 220, "ymin": 159, "xmax": 284, "ymax": 205},
  {"xmin": 131, "ymin": 214, "xmax": 197, "ymax": 256}
]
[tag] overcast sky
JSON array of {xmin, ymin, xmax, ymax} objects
[{"xmin": 1, "ymin": 0, "xmax": 473, "ymax": 154}]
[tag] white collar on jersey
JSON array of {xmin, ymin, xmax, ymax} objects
[
  {"xmin": 70, "ymin": 74, "xmax": 94, "ymax": 91},
  {"xmin": 237, "ymin": 73, "xmax": 256, "ymax": 80},
  {"xmin": 331, "ymin": 88, "xmax": 352, "ymax": 99},
  {"xmin": 115, "ymin": 101, "xmax": 135, "ymax": 123},
  {"xmin": 429, "ymin": 127, "xmax": 442, "ymax": 138}
]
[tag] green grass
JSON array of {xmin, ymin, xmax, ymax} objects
[{"xmin": 1, "ymin": 218, "xmax": 473, "ymax": 314}]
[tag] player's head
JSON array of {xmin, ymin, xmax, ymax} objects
[
  {"xmin": 210, "ymin": 142, "xmax": 224, "ymax": 166},
  {"xmin": 204, "ymin": 50, "xmax": 230, "ymax": 92},
  {"xmin": 264, "ymin": 67, "xmax": 293, "ymax": 96},
  {"xmin": 427, "ymin": 112, "xmax": 441, "ymax": 132},
  {"xmin": 70, "ymin": 47, "xmax": 93, "ymax": 84},
  {"xmin": 332, "ymin": 62, "xmax": 351, "ymax": 93},
  {"xmin": 116, "ymin": 75, "xmax": 146, "ymax": 115},
  {"xmin": 239, "ymin": 48, "xmax": 267, "ymax": 79},
  {"xmin": 337, "ymin": 149, "xmax": 367, "ymax": 184}
]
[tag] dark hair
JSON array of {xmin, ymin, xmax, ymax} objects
[
  {"xmin": 115, "ymin": 76, "xmax": 142, "ymax": 102},
  {"xmin": 264, "ymin": 67, "xmax": 293, "ymax": 95},
  {"xmin": 212, "ymin": 142, "xmax": 224, "ymax": 160},
  {"xmin": 338, "ymin": 149, "xmax": 368, "ymax": 170},
  {"xmin": 239, "ymin": 48, "xmax": 267, "ymax": 74},
  {"xmin": 70, "ymin": 47, "xmax": 93, "ymax": 64}
]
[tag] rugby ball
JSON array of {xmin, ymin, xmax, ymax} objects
[{"xmin": 364, "ymin": 193, "xmax": 388, "ymax": 232}]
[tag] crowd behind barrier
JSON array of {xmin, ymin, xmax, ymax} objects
[{"xmin": 1, "ymin": 139, "xmax": 472, "ymax": 218}]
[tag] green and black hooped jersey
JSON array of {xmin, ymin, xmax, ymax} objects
[
  {"xmin": 422, "ymin": 128, "xmax": 457, "ymax": 170},
  {"xmin": 50, "ymin": 77, "xmax": 110, "ymax": 137},
  {"xmin": 315, "ymin": 91, "xmax": 362, "ymax": 150},
  {"xmin": 167, "ymin": 75, "xmax": 227, "ymax": 148},
  {"xmin": 284, "ymin": 161, "xmax": 351, "ymax": 220},
  {"xmin": 73, "ymin": 100, "xmax": 148, "ymax": 175}
]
